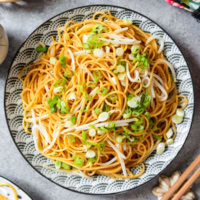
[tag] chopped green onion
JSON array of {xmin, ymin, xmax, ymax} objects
[
  {"xmin": 83, "ymin": 43, "xmax": 90, "ymax": 50},
  {"xmin": 55, "ymin": 160, "xmax": 62, "ymax": 169},
  {"xmin": 89, "ymin": 157, "xmax": 97, "ymax": 163},
  {"xmin": 117, "ymin": 65, "xmax": 125, "ymax": 73},
  {"xmin": 70, "ymin": 115, "xmax": 77, "ymax": 124},
  {"xmin": 108, "ymin": 94, "xmax": 118, "ymax": 103},
  {"xmin": 116, "ymin": 135, "xmax": 123, "ymax": 143},
  {"xmin": 131, "ymin": 46, "xmax": 140, "ymax": 55},
  {"xmin": 54, "ymin": 79, "xmax": 66, "ymax": 87},
  {"xmin": 103, "ymin": 104, "xmax": 109, "ymax": 112},
  {"xmin": 88, "ymin": 124, "xmax": 98, "ymax": 130},
  {"xmin": 86, "ymin": 81, "xmax": 96, "ymax": 88},
  {"xmin": 66, "ymin": 135, "xmax": 75, "ymax": 143},
  {"xmin": 62, "ymin": 163, "xmax": 71, "ymax": 170},
  {"xmin": 134, "ymin": 52, "xmax": 150, "ymax": 69},
  {"xmin": 97, "ymin": 87, "xmax": 108, "ymax": 95},
  {"xmin": 94, "ymin": 108, "xmax": 102, "ymax": 115},
  {"xmin": 78, "ymin": 84, "xmax": 84, "ymax": 92},
  {"xmin": 82, "ymin": 130, "xmax": 87, "ymax": 142},
  {"xmin": 60, "ymin": 101, "xmax": 69, "ymax": 114},
  {"xmin": 98, "ymin": 126, "xmax": 108, "ymax": 132},
  {"xmin": 35, "ymin": 45, "xmax": 47, "ymax": 53},
  {"xmin": 153, "ymin": 134, "xmax": 162, "ymax": 140},
  {"xmin": 93, "ymin": 71, "xmax": 101, "ymax": 82},
  {"xmin": 143, "ymin": 94, "xmax": 151, "ymax": 108},
  {"xmin": 96, "ymin": 142, "xmax": 106, "ymax": 153},
  {"xmin": 74, "ymin": 156, "xmax": 84, "ymax": 167},
  {"xmin": 132, "ymin": 106, "xmax": 145, "ymax": 116},
  {"xmin": 83, "ymin": 92, "xmax": 92, "ymax": 101},
  {"xmin": 59, "ymin": 56, "xmax": 67, "ymax": 68},
  {"xmin": 144, "ymin": 112, "xmax": 150, "ymax": 119},
  {"xmin": 47, "ymin": 95, "xmax": 60, "ymax": 113},
  {"xmin": 92, "ymin": 24, "xmax": 103, "ymax": 34},
  {"xmin": 128, "ymin": 93, "xmax": 134, "ymax": 100},
  {"xmin": 123, "ymin": 107, "xmax": 132, "ymax": 119},
  {"xmin": 113, "ymin": 69, "xmax": 118, "ymax": 75},
  {"xmin": 105, "ymin": 122, "xmax": 115, "ymax": 128}
]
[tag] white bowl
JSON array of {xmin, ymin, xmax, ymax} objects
[{"xmin": 0, "ymin": 24, "xmax": 9, "ymax": 64}]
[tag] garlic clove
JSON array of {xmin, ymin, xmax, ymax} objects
[
  {"xmin": 170, "ymin": 171, "xmax": 181, "ymax": 187},
  {"xmin": 181, "ymin": 191, "xmax": 195, "ymax": 200},
  {"xmin": 159, "ymin": 176, "xmax": 170, "ymax": 192},
  {"xmin": 152, "ymin": 186, "xmax": 166, "ymax": 197}
]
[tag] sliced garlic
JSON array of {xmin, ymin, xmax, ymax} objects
[
  {"xmin": 166, "ymin": 138, "xmax": 174, "ymax": 145},
  {"xmin": 50, "ymin": 57, "xmax": 57, "ymax": 65},
  {"xmin": 98, "ymin": 112, "xmax": 109, "ymax": 122},
  {"xmin": 118, "ymin": 73, "xmax": 125, "ymax": 81},
  {"xmin": 93, "ymin": 48, "xmax": 104, "ymax": 57},
  {"xmin": 156, "ymin": 142, "xmax": 165, "ymax": 155},
  {"xmin": 86, "ymin": 150, "xmax": 96, "ymax": 158},
  {"xmin": 176, "ymin": 108, "xmax": 184, "ymax": 117},
  {"xmin": 172, "ymin": 114, "xmax": 183, "ymax": 124},
  {"xmin": 166, "ymin": 128, "xmax": 173, "ymax": 138},
  {"xmin": 116, "ymin": 47, "xmax": 124, "ymax": 57},
  {"xmin": 89, "ymin": 129, "xmax": 96, "ymax": 137}
]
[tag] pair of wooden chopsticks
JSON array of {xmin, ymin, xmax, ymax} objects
[
  {"xmin": 162, "ymin": 154, "xmax": 200, "ymax": 200},
  {"xmin": 0, "ymin": 0, "xmax": 21, "ymax": 3}
]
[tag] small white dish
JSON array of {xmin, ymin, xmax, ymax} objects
[
  {"xmin": 0, "ymin": 176, "xmax": 32, "ymax": 200},
  {"xmin": 0, "ymin": 24, "xmax": 9, "ymax": 64}
]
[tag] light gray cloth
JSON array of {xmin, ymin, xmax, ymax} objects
[{"xmin": 0, "ymin": 0, "xmax": 199, "ymax": 199}]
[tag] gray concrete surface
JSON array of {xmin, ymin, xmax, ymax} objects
[{"xmin": 0, "ymin": 0, "xmax": 200, "ymax": 199}]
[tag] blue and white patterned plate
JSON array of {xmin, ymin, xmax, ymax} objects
[
  {"xmin": 4, "ymin": 5, "xmax": 194, "ymax": 195},
  {"xmin": 0, "ymin": 176, "xmax": 32, "ymax": 200}
]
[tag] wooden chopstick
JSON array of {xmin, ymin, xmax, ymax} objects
[
  {"xmin": 161, "ymin": 154, "xmax": 200, "ymax": 200},
  {"xmin": 172, "ymin": 167, "xmax": 200, "ymax": 200},
  {"xmin": 0, "ymin": 0, "xmax": 21, "ymax": 3}
]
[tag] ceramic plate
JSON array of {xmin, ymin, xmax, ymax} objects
[
  {"xmin": 0, "ymin": 176, "xmax": 32, "ymax": 200},
  {"xmin": 4, "ymin": 5, "xmax": 194, "ymax": 195}
]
